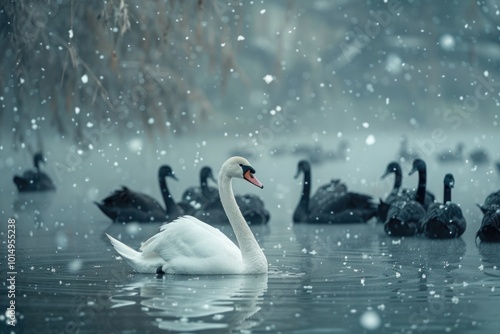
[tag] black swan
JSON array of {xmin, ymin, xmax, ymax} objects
[
  {"xmin": 195, "ymin": 193, "xmax": 270, "ymax": 225},
  {"xmin": 482, "ymin": 190, "xmax": 500, "ymax": 208},
  {"xmin": 476, "ymin": 190, "xmax": 500, "ymax": 242},
  {"xmin": 13, "ymin": 152, "xmax": 56, "ymax": 192},
  {"xmin": 95, "ymin": 165, "xmax": 183, "ymax": 223},
  {"xmin": 405, "ymin": 159, "xmax": 436, "ymax": 209},
  {"xmin": 436, "ymin": 143, "xmax": 464, "ymax": 163},
  {"xmin": 469, "ymin": 148, "xmax": 489, "ymax": 166},
  {"xmin": 177, "ymin": 166, "xmax": 218, "ymax": 215},
  {"xmin": 384, "ymin": 159, "xmax": 432, "ymax": 237},
  {"xmin": 293, "ymin": 160, "xmax": 376, "ymax": 223},
  {"xmin": 310, "ymin": 178, "xmax": 348, "ymax": 211},
  {"xmin": 195, "ymin": 192, "xmax": 270, "ymax": 225},
  {"xmin": 377, "ymin": 161, "xmax": 419, "ymax": 222},
  {"xmin": 422, "ymin": 174, "xmax": 466, "ymax": 239}
]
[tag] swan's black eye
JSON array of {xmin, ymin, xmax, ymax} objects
[{"xmin": 240, "ymin": 164, "xmax": 256, "ymax": 176}]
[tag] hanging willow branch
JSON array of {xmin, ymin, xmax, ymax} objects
[{"xmin": 0, "ymin": 0, "xmax": 246, "ymax": 147}]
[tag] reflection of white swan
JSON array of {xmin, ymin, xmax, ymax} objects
[
  {"xmin": 112, "ymin": 274, "xmax": 268, "ymax": 332},
  {"xmin": 106, "ymin": 157, "xmax": 268, "ymax": 274}
]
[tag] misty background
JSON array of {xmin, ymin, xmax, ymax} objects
[
  {"xmin": 0, "ymin": 0, "xmax": 499, "ymax": 206},
  {"xmin": 1, "ymin": 3, "xmax": 500, "ymax": 332}
]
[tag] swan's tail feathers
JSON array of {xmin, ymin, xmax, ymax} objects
[
  {"xmin": 106, "ymin": 234, "xmax": 163, "ymax": 273},
  {"xmin": 348, "ymin": 192, "xmax": 376, "ymax": 210},
  {"xmin": 106, "ymin": 233, "xmax": 142, "ymax": 267}
]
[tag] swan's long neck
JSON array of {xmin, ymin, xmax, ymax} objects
[
  {"xmin": 293, "ymin": 169, "xmax": 311, "ymax": 221},
  {"xmin": 415, "ymin": 167, "xmax": 426, "ymax": 205},
  {"xmin": 34, "ymin": 156, "xmax": 41, "ymax": 172},
  {"xmin": 219, "ymin": 171, "xmax": 267, "ymax": 271},
  {"xmin": 392, "ymin": 167, "xmax": 402, "ymax": 193},
  {"xmin": 200, "ymin": 173, "xmax": 210, "ymax": 197},
  {"xmin": 200, "ymin": 175, "xmax": 208, "ymax": 190},
  {"xmin": 443, "ymin": 184, "xmax": 452, "ymax": 203},
  {"xmin": 159, "ymin": 175, "xmax": 179, "ymax": 216}
]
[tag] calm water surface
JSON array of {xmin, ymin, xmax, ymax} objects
[
  {"xmin": 1, "ymin": 190, "xmax": 500, "ymax": 334},
  {"xmin": 1, "ymin": 133, "xmax": 499, "ymax": 333}
]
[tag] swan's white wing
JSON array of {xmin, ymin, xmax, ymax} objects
[
  {"xmin": 139, "ymin": 216, "xmax": 243, "ymax": 274},
  {"xmin": 158, "ymin": 215, "xmax": 229, "ymax": 239}
]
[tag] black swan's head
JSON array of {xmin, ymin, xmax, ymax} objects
[
  {"xmin": 444, "ymin": 173, "xmax": 454, "ymax": 188},
  {"xmin": 200, "ymin": 166, "xmax": 216, "ymax": 184},
  {"xmin": 34, "ymin": 152, "xmax": 46, "ymax": 169},
  {"xmin": 159, "ymin": 165, "xmax": 178, "ymax": 181},
  {"xmin": 409, "ymin": 159, "xmax": 426, "ymax": 176},
  {"xmin": 381, "ymin": 161, "xmax": 401, "ymax": 180},
  {"xmin": 294, "ymin": 160, "xmax": 310, "ymax": 179}
]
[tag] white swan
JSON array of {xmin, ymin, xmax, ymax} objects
[{"xmin": 106, "ymin": 156, "xmax": 268, "ymax": 274}]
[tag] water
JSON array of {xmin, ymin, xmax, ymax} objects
[{"xmin": 1, "ymin": 132, "xmax": 500, "ymax": 333}]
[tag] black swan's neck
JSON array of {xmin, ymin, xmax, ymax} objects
[
  {"xmin": 34, "ymin": 157, "xmax": 41, "ymax": 172},
  {"xmin": 392, "ymin": 166, "xmax": 402, "ymax": 192},
  {"xmin": 301, "ymin": 170, "xmax": 311, "ymax": 210},
  {"xmin": 444, "ymin": 184, "xmax": 452, "ymax": 203},
  {"xmin": 159, "ymin": 175, "xmax": 178, "ymax": 214},
  {"xmin": 294, "ymin": 169, "xmax": 311, "ymax": 221},
  {"xmin": 415, "ymin": 168, "xmax": 427, "ymax": 205},
  {"xmin": 200, "ymin": 174, "xmax": 208, "ymax": 193}
]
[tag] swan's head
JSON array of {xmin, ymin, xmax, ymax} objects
[
  {"xmin": 409, "ymin": 159, "xmax": 426, "ymax": 176},
  {"xmin": 200, "ymin": 166, "xmax": 216, "ymax": 184},
  {"xmin": 444, "ymin": 173, "xmax": 454, "ymax": 188},
  {"xmin": 34, "ymin": 152, "xmax": 46, "ymax": 169},
  {"xmin": 294, "ymin": 160, "xmax": 310, "ymax": 179},
  {"xmin": 381, "ymin": 161, "xmax": 401, "ymax": 180},
  {"xmin": 222, "ymin": 157, "xmax": 263, "ymax": 189},
  {"xmin": 159, "ymin": 165, "xmax": 178, "ymax": 181}
]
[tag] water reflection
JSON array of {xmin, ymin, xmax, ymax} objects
[
  {"xmin": 382, "ymin": 237, "xmax": 468, "ymax": 331},
  {"xmin": 383, "ymin": 237, "xmax": 466, "ymax": 273},
  {"xmin": 112, "ymin": 274, "xmax": 268, "ymax": 332},
  {"xmin": 478, "ymin": 242, "xmax": 500, "ymax": 276},
  {"xmin": 12, "ymin": 192, "xmax": 55, "ymax": 227},
  {"xmin": 13, "ymin": 192, "xmax": 55, "ymax": 212}
]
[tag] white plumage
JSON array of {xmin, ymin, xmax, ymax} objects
[{"xmin": 106, "ymin": 157, "xmax": 268, "ymax": 275}]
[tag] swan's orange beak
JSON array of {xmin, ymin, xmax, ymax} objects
[{"xmin": 244, "ymin": 170, "xmax": 263, "ymax": 189}]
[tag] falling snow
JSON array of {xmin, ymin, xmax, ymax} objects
[
  {"xmin": 263, "ymin": 74, "xmax": 274, "ymax": 84},
  {"xmin": 1, "ymin": 1, "xmax": 499, "ymax": 333}
]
